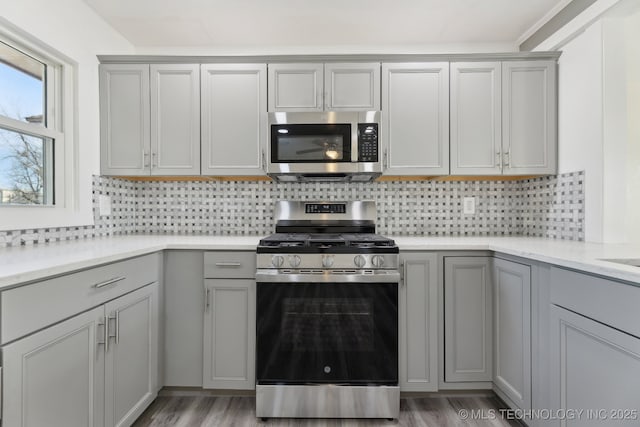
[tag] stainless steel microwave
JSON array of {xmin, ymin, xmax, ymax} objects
[{"xmin": 266, "ymin": 111, "xmax": 381, "ymax": 182}]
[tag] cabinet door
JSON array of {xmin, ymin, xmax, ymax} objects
[
  {"xmin": 268, "ymin": 63, "xmax": 323, "ymax": 112},
  {"xmin": 399, "ymin": 252, "xmax": 438, "ymax": 391},
  {"xmin": 444, "ymin": 257, "xmax": 493, "ymax": 383},
  {"xmin": 324, "ymin": 63, "xmax": 381, "ymax": 111},
  {"xmin": 2, "ymin": 306, "xmax": 105, "ymax": 427},
  {"xmin": 502, "ymin": 60, "xmax": 556, "ymax": 175},
  {"xmin": 382, "ymin": 63, "xmax": 449, "ymax": 175},
  {"xmin": 450, "ymin": 62, "xmax": 502, "ymax": 175},
  {"xmin": 493, "ymin": 258, "xmax": 531, "ymax": 410},
  {"xmin": 99, "ymin": 64, "xmax": 150, "ymax": 176},
  {"xmin": 203, "ymin": 279, "xmax": 256, "ymax": 389},
  {"xmin": 150, "ymin": 64, "xmax": 200, "ymax": 175},
  {"xmin": 163, "ymin": 251, "xmax": 205, "ymax": 387},
  {"xmin": 201, "ymin": 64, "xmax": 267, "ymax": 175},
  {"xmin": 550, "ymin": 305, "xmax": 640, "ymax": 427},
  {"xmin": 104, "ymin": 282, "xmax": 159, "ymax": 427}
]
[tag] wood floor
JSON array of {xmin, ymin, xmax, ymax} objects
[{"xmin": 133, "ymin": 395, "xmax": 523, "ymax": 426}]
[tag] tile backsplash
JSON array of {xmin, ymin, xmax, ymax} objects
[{"xmin": 0, "ymin": 171, "xmax": 584, "ymax": 247}]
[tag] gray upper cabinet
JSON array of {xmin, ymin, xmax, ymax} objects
[
  {"xmin": 324, "ymin": 63, "xmax": 380, "ymax": 111},
  {"xmin": 493, "ymin": 257, "xmax": 531, "ymax": 411},
  {"xmin": 444, "ymin": 257, "xmax": 493, "ymax": 383},
  {"xmin": 150, "ymin": 64, "xmax": 201, "ymax": 175},
  {"xmin": 382, "ymin": 62, "xmax": 450, "ymax": 175},
  {"xmin": 201, "ymin": 64, "xmax": 266, "ymax": 175},
  {"xmin": 268, "ymin": 63, "xmax": 324, "ymax": 111},
  {"xmin": 451, "ymin": 60, "xmax": 557, "ymax": 175},
  {"xmin": 502, "ymin": 60, "xmax": 557, "ymax": 175},
  {"xmin": 268, "ymin": 62, "xmax": 381, "ymax": 112},
  {"xmin": 399, "ymin": 252, "xmax": 438, "ymax": 391},
  {"xmin": 100, "ymin": 63, "xmax": 201, "ymax": 176},
  {"xmin": 100, "ymin": 64, "xmax": 150, "ymax": 175},
  {"xmin": 450, "ymin": 62, "xmax": 502, "ymax": 175}
]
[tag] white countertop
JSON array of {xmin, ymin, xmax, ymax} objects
[{"xmin": 0, "ymin": 234, "xmax": 639, "ymax": 290}]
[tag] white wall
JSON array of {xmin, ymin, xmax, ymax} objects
[
  {"xmin": 0, "ymin": 0, "xmax": 134, "ymax": 229},
  {"xmin": 544, "ymin": 0, "xmax": 640, "ymax": 243},
  {"xmin": 557, "ymin": 23, "xmax": 604, "ymax": 242},
  {"xmin": 625, "ymin": 9, "xmax": 640, "ymax": 242}
]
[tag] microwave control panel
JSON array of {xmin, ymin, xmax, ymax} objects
[{"xmin": 357, "ymin": 123, "xmax": 379, "ymax": 162}]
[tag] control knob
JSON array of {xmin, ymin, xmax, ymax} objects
[
  {"xmin": 371, "ymin": 255, "xmax": 385, "ymax": 268},
  {"xmin": 354, "ymin": 255, "xmax": 366, "ymax": 268},
  {"xmin": 288, "ymin": 255, "xmax": 301, "ymax": 268},
  {"xmin": 322, "ymin": 255, "xmax": 334, "ymax": 268},
  {"xmin": 271, "ymin": 255, "xmax": 284, "ymax": 268}
]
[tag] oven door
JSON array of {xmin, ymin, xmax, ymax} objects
[{"xmin": 256, "ymin": 274, "xmax": 398, "ymax": 386}]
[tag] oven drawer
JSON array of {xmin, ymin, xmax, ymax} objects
[
  {"xmin": 1, "ymin": 253, "xmax": 161, "ymax": 344},
  {"xmin": 204, "ymin": 251, "xmax": 256, "ymax": 279}
]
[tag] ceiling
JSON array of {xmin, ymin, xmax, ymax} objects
[{"xmin": 83, "ymin": 0, "xmax": 570, "ymax": 52}]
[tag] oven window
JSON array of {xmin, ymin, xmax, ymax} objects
[
  {"xmin": 256, "ymin": 282, "xmax": 398, "ymax": 385},
  {"xmin": 271, "ymin": 124, "xmax": 351, "ymax": 163},
  {"xmin": 281, "ymin": 298, "xmax": 374, "ymax": 352}
]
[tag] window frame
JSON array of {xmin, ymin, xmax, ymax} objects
[{"xmin": 0, "ymin": 21, "xmax": 78, "ymax": 231}]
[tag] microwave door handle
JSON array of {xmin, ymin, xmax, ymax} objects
[{"xmin": 351, "ymin": 122, "xmax": 358, "ymax": 162}]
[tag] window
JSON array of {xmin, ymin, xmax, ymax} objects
[{"xmin": 0, "ymin": 38, "xmax": 63, "ymax": 206}]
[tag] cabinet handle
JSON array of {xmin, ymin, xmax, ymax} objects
[
  {"xmin": 504, "ymin": 149, "xmax": 510, "ymax": 168},
  {"xmin": 151, "ymin": 152, "xmax": 157, "ymax": 168},
  {"xmin": 400, "ymin": 261, "xmax": 405, "ymax": 286},
  {"xmin": 143, "ymin": 150, "xmax": 150, "ymax": 168},
  {"xmin": 92, "ymin": 276, "xmax": 126, "ymax": 289},
  {"xmin": 496, "ymin": 150, "xmax": 501, "ymax": 168},
  {"xmin": 115, "ymin": 311, "xmax": 120, "ymax": 345},
  {"xmin": 107, "ymin": 313, "xmax": 117, "ymax": 350},
  {"xmin": 215, "ymin": 262, "xmax": 242, "ymax": 267},
  {"xmin": 104, "ymin": 315, "xmax": 110, "ymax": 353},
  {"xmin": 261, "ymin": 150, "xmax": 266, "ymax": 171},
  {"xmin": 205, "ymin": 288, "xmax": 210, "ymax": 312},
  {"xmin": 383, "ymin": 149, "xmax": 388, "ymax": 169},
  {"xmin": 97, "ymin": 318, "xmax": 106, "ymax": 350}
]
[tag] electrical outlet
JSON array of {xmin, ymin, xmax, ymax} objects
[
  {"xmin": 98, "ymin": 195, "xmax": 112, "ymax": 216},
  {"xmin": 463, "ymin": 197, "xmax": 475, "ymax": 215}
]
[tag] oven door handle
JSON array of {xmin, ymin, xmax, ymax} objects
[{"xmin": 255, "ymin": 270, "xmax": 400, "ymax": 283}]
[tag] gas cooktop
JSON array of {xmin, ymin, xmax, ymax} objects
[{"xmin": 258, "ymin": 233, "xmax": 397, "ymax": 254}]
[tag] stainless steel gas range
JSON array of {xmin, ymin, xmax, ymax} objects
[{"xmin": 255, "ymin": 201, "xmax": 400, "ymax": 420}]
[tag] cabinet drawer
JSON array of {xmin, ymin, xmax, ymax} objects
[
  {"xmin": 1, "ymin": 253, "xmax": 161, "ymax": 344},
  {"xmin": 550, "ymin": 266, "xmax": 640, "ymax": 338},
  {"xmin": 204, "ymin": 252, "xmax": 256, "ymax": 279}
]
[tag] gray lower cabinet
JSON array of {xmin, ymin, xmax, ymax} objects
[
  {"xmin": 399, "ymin": 252, "xmax": 438, "ymax": 391},
  {"xmin": 202, "ymin": 251, "xmax": 257, "ymax": 390},
  {"xmin": 104, "ymin": 283, "xmax": 160, "ymax": 427},
  {"xmin": 203, "ymin": 279, "xmax": 256, "ymax": 390},
  {"xmin": 493, "ymin": 257, "xmax": 531, "ymax": 411},
  {"xmin": 163, "ymin": 251, "xmax": 205, "ymax": 387},
  {"xmin": 3, "ymin": 306, "xmax": 105, "ymax": 427},
  {"xmin": 443, "ymin": 257, "xmax": 493, "ymax": 383},
  {"xmin": 2, "ymin": 282, "xmax": 159, "ymax": 427},
  {"xmin": 549, "ymin": 305, "xmax": 640, "ymax": 427}
]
